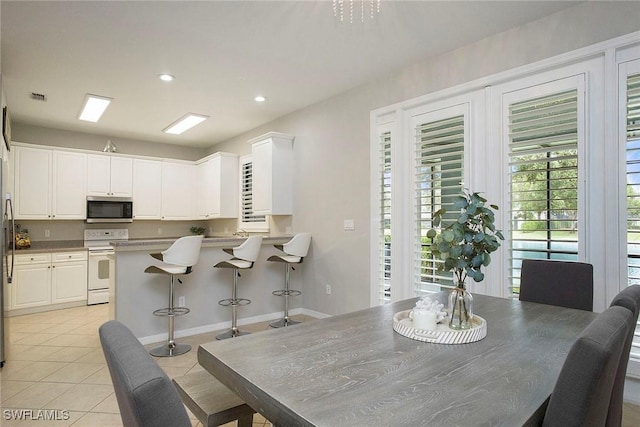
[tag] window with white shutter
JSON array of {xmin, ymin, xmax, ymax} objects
[
  {"xmin": 623, "ymin": 64, "xmax": 640, "ymax": 372},
  {"xmin": 239, "ymin": 155, "xmax": 268, "ymax": 231},
  {"xmin": 506, "ymin": 81, "xmax": 583, "ymax": 294},
  {"xmin": 377, "ymin": 129, "xmax": 392, "ymax": 304},
  {"xmin": 414, "ymin": 114, "xmax": 465, "ymax": 295}
]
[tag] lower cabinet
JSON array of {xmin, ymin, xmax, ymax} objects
[
  {"xmin": 51, "ymin": 252, "xmax": 88, "ymax": 304},
  {"xmin": 12, "ymin": 254, "xmax": 51, "ymax": 310},
  {"xmin": 10, "ymin": 251, "xmax": 87, "ymax": 311}
]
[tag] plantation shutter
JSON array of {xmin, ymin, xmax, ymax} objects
[
  {"xmin": 377, "ymin": 130, "xmax": 392, "ymax": 304},
  {"xmin": 625, "ymin": 71, "xmax": 640, "ymax": 368},
  {"xmin": 415, "ymin": 115, "xmax": 465, "ymax": 295},
  {"xmin": 508, "ymin": 88, "xmax": 580, "ymax": 294},
  {"xmin": 241, "ymin": 160, "xmax": 265, "ymax": 223}
]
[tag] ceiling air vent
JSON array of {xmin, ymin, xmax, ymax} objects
[{"xmin": 29, "ymin": 92, "xmax": 47, "ymax": 102}]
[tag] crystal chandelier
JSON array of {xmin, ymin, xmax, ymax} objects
[{"xmin": 333, "ymin": 0, "xmax": 381, "ymax": 24}]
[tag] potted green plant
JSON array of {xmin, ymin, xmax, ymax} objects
[
  {"xmin": 190, "ymin": 226, "xmax": 205, "ymax": 236},
  {"xmin": 427, "ymin": 190, "xmax": 504, "ymax": 329}
]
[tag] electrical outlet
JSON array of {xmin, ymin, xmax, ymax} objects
[
  {"xmin": 44, "ymin": 229, "xmax": 50, "ymax": 238},
  {"xmin": 178, "ymin": 296, "xmax": 186, "ymax": 307},
  {"xmin": 157, "ymin": 228, "xmax": 162, "ymax": 235},
  {"xmin": 325, "ymin": 284, "xmax": 332, "ymax": 295}
]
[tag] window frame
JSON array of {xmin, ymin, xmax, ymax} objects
[
  {"xmin": 500, "ymin": 75, "xmax": 586, "ymax": 296},
  {"xmin": 238, "ymin": 154, "xmax": 269, "ymax": 232},
  {"xmin": 618, "ymin": 56, "xmax": 640, "ymax": 378},
  {"xmin": 370, "ymin": 31, "xmax": 639, "ymax": 378}
]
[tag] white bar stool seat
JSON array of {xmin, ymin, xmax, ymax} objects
[
  {"xmin": 145, "ymin": 235, "xmax": 203, "ymax": 357},
  {"xmin": 214, "ymin": 236, "xmax": 262, "ymax": 340},
  {"xmin": 268, "ymin": 233, "xmax": 311, "ymax": 328}
]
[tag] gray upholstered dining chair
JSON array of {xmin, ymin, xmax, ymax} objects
[
  {"xmin": 99, "ymin": 320, "xmax": 191, "ymax": 427},
  {"xmin": 519, "ymin": 259, "xmax": 593, "ymax": 311},
  {"xmin": 542, "ymin": 305, "xmax": 633, "ymax": 427},
  {"xmin": 606, "ymin": 285, "xmax": 640, "ymax": 427}
]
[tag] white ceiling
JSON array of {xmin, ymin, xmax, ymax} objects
[{"xmin": 1, "ymin": 1, "xmax": 580, "ymax": 148}]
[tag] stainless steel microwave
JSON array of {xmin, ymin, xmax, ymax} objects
[{"xmin": 86, "ymin": 196, "xmax": 133, "ymax": 223}]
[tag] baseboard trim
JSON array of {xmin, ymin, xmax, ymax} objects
[{"xmin": 137, "ymin": 307, "xmax": 332, "ymax": 345}]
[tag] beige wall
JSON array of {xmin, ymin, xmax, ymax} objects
[
  {"xmin": 209, "ymin": 2, "xmax": 640, "ymax": 316},
  {"xmin": 8, "ymin": 2, "xmax": 640, "ymax": 316},
  {"xmin": 12, "ymin": 123, "xmax": 206, "ymax": 161}
]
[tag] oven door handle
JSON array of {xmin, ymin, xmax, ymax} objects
[{"xmin": 88, "ymin": 250, "xmax": 115, "ymax": 256}]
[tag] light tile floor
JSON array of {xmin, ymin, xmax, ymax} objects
[
  {"xmin": 0, "ymin": 304, "xmax": 311, "ymax": 426},
  {"xmin": 1, "ymin": 304, "xmax": 639, "ymax": 426}
]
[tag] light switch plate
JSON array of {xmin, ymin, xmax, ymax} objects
[{"xmin": 343, "ymin": 219, "xmax": 355, "ymax": 231}]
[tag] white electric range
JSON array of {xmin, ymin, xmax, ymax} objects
[{"xmin": 84, "ymin": 229, "xmax": 128, "ymax": 305}]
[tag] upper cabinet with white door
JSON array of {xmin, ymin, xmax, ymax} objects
[
  {"xmin": 249, "ymin": 132, "xmax": 295, "ymax": 215},
  {"xmin": 161, "ymin": 160, "xmax": 195, "ymax": 220},
  {"xmin": 132, "ymin": 158, "xmax": 162, "ymax": 219},
  {"xmin": 87, "ymin": 154, "xmax": 133, "ymax": 197},
  {"xmin": 196, "ymin": 152, "xmax": 239, "ymax": 219},
  {"xmin": 14, "ymin": 145, "xmax": 86, "ymax": 219}
]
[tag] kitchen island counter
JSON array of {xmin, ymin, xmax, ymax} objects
[
  {"xmin": 112, "ymin": 235, "xmax": 290, "ymax": 252},
  {"xmin": 110, "ymin": 235, "xmax": 301, "ymax": 343}
]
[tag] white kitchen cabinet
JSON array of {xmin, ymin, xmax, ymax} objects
[
  {"xmin": 14, "ymin": 146, "xmax": 51, "ymax": 219},
  {"xmin": 161, "ymin": 160, "xmax": 195, "ymax": 220},
  {"xmin": 52, "ymin": 150, "xmax": 87, "ymax": 219},
  {"xmin": 14, "ymin": 145, "xmax": 86, "ymax": 219},
  {"xmin": 132, "ymin": 158, "xmax": 162, "ymax": 219},
  {"xmin": 11, "ymin": 253, "xmax": 52, "ymax": 310},
  {"xmin": 249, "ymin": 132, "xmax": 295, "ymax": 215},
  {"xmin": 87, "ymin": 154, "xmax": 133, "ymax": 197},
  {"xmin": 51, "ymin": 251, "xmax": 88, "ymax": 304},
  {"xmin": 9, "ymin": 251, "xmax": 88, "ymax": 311},
  {"xmin": 196, "ymin": 152, "xmax": 239, "ymax": 219}
]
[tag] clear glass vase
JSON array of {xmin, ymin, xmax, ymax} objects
[{"xmin": 449, "ymin": 283, "xmax": 473, "ymax": 330}]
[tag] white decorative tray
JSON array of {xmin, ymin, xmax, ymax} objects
[{"xmin": 393, "ymin": 310, "xmax": 487, "ymax": 344}]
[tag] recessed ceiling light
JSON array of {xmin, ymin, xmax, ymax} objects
[
  {"xmin": 163, "ymin": 113, "xmax": 209, "ymax": 135},
  {"xmin": 254, "ymin": 95, "xmax": 266, "ymax": 102},
  {"xmin": 158, "ymin": 74, "xmax": 175, "ymax": 82},
  {"xmin": 78, "ymin": 94, "xmax": 112, "ymax": 122}
]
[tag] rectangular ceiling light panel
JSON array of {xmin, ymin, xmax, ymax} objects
[
  {"xmin": 163, "ymin": 113, "xmax": 209, "ymax": 135},
  {"xmin": 79, "ymin": 94, "xmax": 113, "ymax": 122}
]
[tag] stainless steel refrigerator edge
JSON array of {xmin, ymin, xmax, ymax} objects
[{"xmin": 1, "ymin": 155, "xmax": 15, "ymax": 368}]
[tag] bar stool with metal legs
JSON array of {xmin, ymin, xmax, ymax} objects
[
  {"xmin": 214, "ymin": 236, "xmax": 263, "ymax": 340},
  {"xmin": 268, "ymin": 233, "xmax": 311, "ymax": 328},
  {"xmin": 145, "ymin": 235, "xmax": 203, "ymax": 357}
]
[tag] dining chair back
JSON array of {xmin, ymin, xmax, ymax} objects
[
  {"xmin": 542, "ymin": 305, "xmax": 633, "ymax": 427},
  {"xmin": 99, "ymin": 320, "xmax": 191, "ymax": 427},
  {"xmin": 606, "ymin": 284, "xmax": 640, "ymax": 427},
  {"xmin": 519, "ymin": 259, "xmax": 593, "ymax": 311}
]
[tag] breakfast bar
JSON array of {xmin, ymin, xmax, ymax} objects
[
  {"xmin": 110, "ymin": 236, "xmax": 294, "ymax": 343},
  {"xmin": 198, "ymin": 293, "xmax": 598, "ymax": 426}
]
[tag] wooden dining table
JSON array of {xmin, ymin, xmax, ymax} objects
[{"xmin": 198, "ymin": 292, "xmax": 598, "ymax": 426}]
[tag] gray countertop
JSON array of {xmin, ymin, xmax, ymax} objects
[
  {"xmin": 112, "ymin": 235, "xmax": 291, "ymax": 251},
  {"xmin": 13, "ymin": 240, "xmax": 86, "ymax": 254},
  {"xmin": 16, "ymin": 235, "xmax": 292, "ymax": 254}
]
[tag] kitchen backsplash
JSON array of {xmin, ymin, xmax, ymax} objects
[
  {"xmin": 20, "ymin": 215, "xmax": 292, "ymax": 242},
  {"xmin": 19, "ymin": 220, "xmax": 207, "ymax": 241}
]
